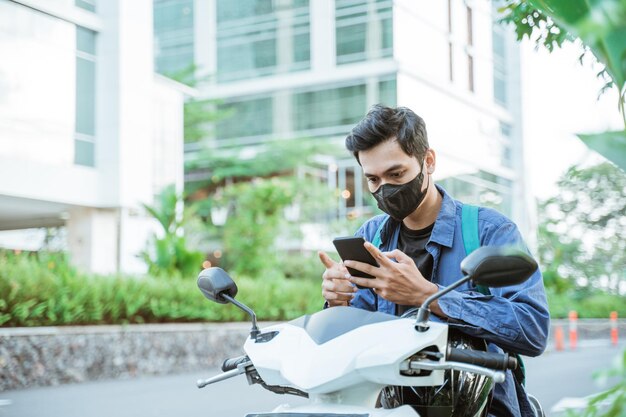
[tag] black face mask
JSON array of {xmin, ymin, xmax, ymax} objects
[{"xmin": 372, "ymin": 169, "xmax": 429, "ymax": 221}]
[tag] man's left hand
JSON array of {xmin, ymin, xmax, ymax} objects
[{"xmin": 343, "ymin": 242, "xmax": 439, "ymax": 307}]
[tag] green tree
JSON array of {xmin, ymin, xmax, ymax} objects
[
  {"xmin": 162, "ymin": 64, "xmax": 230, "ymax": 145},
  {"xmin": 538, "ymin": 163, "xmax": 626, "ymax": 417},
  {"xmin": 536, "ymin": 221, "xmax": 578, "ymax": 294},
  {"xmin": 538, "ymin": 163, "xmax": 626, "ymax": 294},
  {"xmin": 140, "ymin": 184, "xmax": 204, "ymax": 278},
  {"xmin": 211, "ymin": 175, "xmax": 338, "ymax": 279},
  {"xmin": 185, "ymin": 137, "xmax": 344, "ymax": 194},
  {"xmin": 498, "ymin": 0, "xmax": 626, "ymax": 169},
  {"xmin": 218, "ymin": 178, "xmax": 295, "ymax": 277}
]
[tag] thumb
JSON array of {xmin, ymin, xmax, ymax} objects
[
  {"xmin": 318, "ymin": 251, "xmax": 338, "ymax": 269},
  {"xmin": 385, "ymin": 249, "xmax": 413, "ymax": 264}
]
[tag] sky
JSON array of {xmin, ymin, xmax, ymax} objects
[{"xmin": 521, "ymin": 40, "xmax": 623, "ymax": 201}]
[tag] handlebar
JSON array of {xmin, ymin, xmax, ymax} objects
[
  {"xmin": 200, "ymin": 355, "xmax": 309, "ymax": 398},
  {"xmin": 222, "ymin": 355, "xmax": 250, "ymax": 372},
  {"xmin": 407, "ymin": 360, "xmax": 506, "ymax": 383},
  {"xmin": 197, "ymin": 356, "xmax": 252, "ymax": 389},
  {"xmin": 447, "ymin": 348, "xmax": 517, "ymax": 371}
]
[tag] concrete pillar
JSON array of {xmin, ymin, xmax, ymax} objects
[
  {"xmin": 195, "ymin": 0, "xmax": 216, "ymax": 80},
  {"xmin": 310, "ymin": 0, "xmax": 335, "ymax": 72},
  {"xmin": 66, "ymin": 207, "xmax": 118, "ymax": 274}
]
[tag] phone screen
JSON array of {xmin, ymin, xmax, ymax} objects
[{"xmin": 332, "ymin": 236, "xmax": 378, "ymax": 281}]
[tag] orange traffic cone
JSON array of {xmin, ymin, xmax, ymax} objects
[
  {"xmin": 610, "ymin": 311, "xmax": 618, "ymax": 347},
  {"xmin": 569, "ymin": 311, "xmax": 578, "ymax": 350},
  {"xmin": 554, "ymin": 325, "xmax": 565, "ymax": 351}
]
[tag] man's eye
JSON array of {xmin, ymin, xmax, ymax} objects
[
  {"xmin": 390, "ymin": 171, "xmax": 403, "ymax": 178},
  {"xmin": 367, "ymin": 177, "xmax": 378, "ymax": 183}
]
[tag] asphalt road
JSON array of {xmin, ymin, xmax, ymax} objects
[{"xmin": 2, "ymin": 341, "xmax": 623, "ymax": 417}]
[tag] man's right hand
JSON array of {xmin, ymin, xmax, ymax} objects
[{"xmin": 318, "ymin": 251, "xmax": 357, "ymax": 307}]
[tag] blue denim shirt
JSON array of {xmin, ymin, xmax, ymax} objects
[{"xmin": 352, "ymin": 185, "xmax": 550, "ymax": 417}]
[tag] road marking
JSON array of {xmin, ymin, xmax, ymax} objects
[
  {"xmin": 551, "ymin": 397, "xmax": 588, "ymax": 412},
  {"xmin": 551, "ymin": 395, "xmax": 612, "ymax": 413},
  {"xmin": 0, "ymin": 399, "xmax": 13, "ymax": 406}
]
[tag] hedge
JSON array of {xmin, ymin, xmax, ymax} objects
[
  {"xmin": 2, "ymin": 252, "xmax": 624, "ymax": 327},
  {"xmin": 0, "ymin": 252, "xmax": 322, "ymax": 327}
]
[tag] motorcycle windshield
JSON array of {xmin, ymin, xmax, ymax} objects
[{"xmin": 289, "ymin": 306, "xmax": 398, "ymax": 345}]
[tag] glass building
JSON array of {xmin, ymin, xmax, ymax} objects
[
  {"xmin": 0, "ymin": 0, "xmax": 188, "ymax": 273},
  {"xmin": 154, "ymin": 0, "xmax": 531, "ymax": 235}
]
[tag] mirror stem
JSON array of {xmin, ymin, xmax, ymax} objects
[
  {"xmin": 415, "ymin": 274, "xmax": 473, "ymax": 332},
  {"xmin": 222, "ymin": 293, "xmax": 260, "ymax": 340}
]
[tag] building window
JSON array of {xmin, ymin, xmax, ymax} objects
[
  {"xmin": 216, "ymin": 96, "xmax": 274, "ymax": 146},
  {"xmin": 440, "ymin": 171, "xmax": 513, "ymax": 217},
  {"xmin": 466, "ymin": 5, "xmax": 473, "ymax": 45},
  {"xmin": 75, "ymin": 0, "xmax": 96, "ymax": 12},
  {"xmin": 499, "ymin": 122, "xmax": 513, "ymax": 168},
  {"xmin": 466, "ymin": 5, "xmax": 474, "ymax": 92},
  {"xmin": 213, "ymin": 75, "xmax": 395, "ymax": 148},
  {"xmin": 216, "ymin": 0, "xmax": 310, "ymax": 82},
  {"xmin": 335, "ymin": 0, "xmax": 393, "ymax": 65},
  {"xmin": 292, "ymin": 76, "xmax": 395, "ymax": 135},
  {"xmin": 468, "ymin": 54, "xmax": 474, "ymax": 92},
  {"xmin": 293, "ymin": 83, "xmax": 367, "ymax": 132},
  {"xmin": 447, "ymin": 0, "xmax": 454, "ymax": 82},
  {"xmin": 75, "ymin": 26, "xmax": 96, "ymax": 167},
  {"xmin": 378, "ymin": 76, "xmax": 397, "ymax": 106},
  {"xmin": 488, "ymin": 121, "xmax": 514, "ymax": 168},
  {"xmin": 154, "ymin": 0, "xmax": 195, "ymax": 77},
  {"xmin": 0, "ymin": 2, "xmax": 76, "ymax": 159},
  {"xmin": 492, "ymin": 19, "xmax": 507, "ymax": 107}
]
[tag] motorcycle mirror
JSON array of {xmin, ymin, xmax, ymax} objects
[
  {"xmin": 415, "ymin": 245, "xmax": 538, "ymax": 332},
  {"xmin": 197, "ymin": 267, "xmax": 238, "ymax": 304},
  {"xmin": 197, "ymin": 268, "xmax": 260, "ymax": 340},
  {"xmin": 461, "ymin": 246, "xmax": 538, "ymax": 288}
]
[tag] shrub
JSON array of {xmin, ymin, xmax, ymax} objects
[
  {"xmin": 5, "ymin": 251, "xmax": 623, "ymax": 327},
  {"xmin": 0, "ymin": 251, "xmax": 322, "ymax": 327},
  {"xmin": 140, "ymin": 184, "xmax": 204, "ymax": 278},
  {"xmin": 278, "ymin": 251, "xmax": 326, "ymax": 281},
  {"xmin": 220, "ymin": 178, "xmax": 294, "ymax": 277},
  {"xmin": 546, "ymin": 288, "xmax": 626, "ymax": 319}
]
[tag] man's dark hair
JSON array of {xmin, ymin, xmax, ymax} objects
[{"xmin": 345, "ymin": 104, "xmax": 429, "ymax": 163}]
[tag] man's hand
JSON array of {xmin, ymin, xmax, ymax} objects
[
  {"xmin": 318, "ymin": 251, "xmax": 357, "ymax": 307},
  {"xmin": 343, "ymin": 242, "xmax": 440, "ymax": 310}
]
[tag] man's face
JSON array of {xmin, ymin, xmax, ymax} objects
[{"xmin": 359, "ymin": 139, "xmax": 424, "ymax": 193}]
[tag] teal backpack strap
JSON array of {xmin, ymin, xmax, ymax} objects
[
  {"xmin": 461, "ymin": 204, "xmax": 489, "ymax": 295},
  {"xmin": 461, "ymin": 203, "xmax": 526, "ymax": 386},
  {"xmin": 461, "ymin": 204, "xmax": 490, "ymax": 295},
  {"xmin": 461, "ymin": 204, "xmax": 480, "ymax": 254},
  {"xmin": 371, "ymin": 215, "xmax": 389, "ymax": 249},
  {"xmin": 370, "ymin": 216, "xmax": 388, "ymax": 311}
]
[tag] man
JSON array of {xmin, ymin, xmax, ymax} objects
[{"xmin": 318, "ymin": 105, "xmax": 550, "ymax": 417}]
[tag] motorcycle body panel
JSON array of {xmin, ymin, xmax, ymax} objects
[
  {"xmin": 244, "ymin": 307, "xmax": 448, "ymax": 400},
  {"xmin": 249, "ymin": 402, "xmax": 420, "ymax": 416}
]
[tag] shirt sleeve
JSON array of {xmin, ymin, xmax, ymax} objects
[{"xmin": 435, "ymin": 221, "xmax": 550, "ymax": 357}]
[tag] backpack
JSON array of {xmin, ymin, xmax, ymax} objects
[
  {"xmin": 371, "ymin": 205, "xmax": 526, "ymax": 386},
  {"xmin": 461, "ymin": 204, "xmax": 526, "ymax": 387}
]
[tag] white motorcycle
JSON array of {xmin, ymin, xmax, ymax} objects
[{"xmin": 196, "ymin": 246, "xmax": 542, "ymax": 417}]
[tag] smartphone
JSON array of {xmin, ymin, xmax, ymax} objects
[{"xmin": 332, "ymin": 236, "xmax": 379, "ymax": 288}]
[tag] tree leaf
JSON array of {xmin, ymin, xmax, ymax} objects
[
  {"xmin": 577, "ymin": 131, "xmax": 626, "ymax": 171},
  {"xmin": 527, "ymin": 0, "xmax": 626, "ymax": 89}
]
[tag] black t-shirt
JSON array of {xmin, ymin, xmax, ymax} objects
[{"xmin": 395, "ymin": 222, "xmax": 434, "ymax": 316}]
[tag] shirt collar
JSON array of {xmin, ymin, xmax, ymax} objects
[{"xmin": 429, "ymin": 184, "xmax": 457, "ymax": 248}]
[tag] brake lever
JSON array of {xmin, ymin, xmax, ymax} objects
[
  {"xmin": 197, "ymin": 361, "xmax": 253, "ymax": 388},
  {"xmin": 404, "ymin": 359, "xmax": 506, "ymax": 383}
]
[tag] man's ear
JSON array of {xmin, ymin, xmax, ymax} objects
[{"xmin": 425, "ymin": 148, "xmax": 436, "ymax": 174}]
